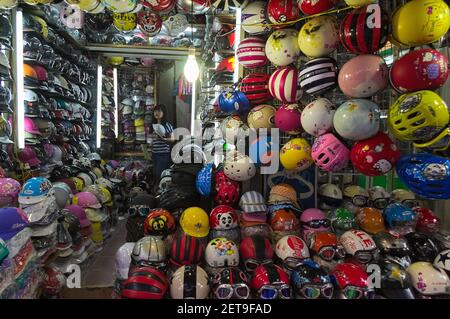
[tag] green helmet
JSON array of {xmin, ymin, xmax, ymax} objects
[{"xmin": 328, "ymin": 208, "xmax": 356, "ymax": 236}]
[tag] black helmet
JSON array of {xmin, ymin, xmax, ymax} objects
[
  {"xmin": 85, "ymin": 12, "xmax": 112, "ymax": 33},
  {"xmin": 374, "ymin": 232, "xmax": 411, "ymax": 257},
  {"xmin": 212, "ymin": 268, "xmax": 250, "ymax": 299},
  {"xmin": 50, "ymin": 165, "xmax": 71, "ymax": 181},
  {"xmin": 290, "ymin": 260, "xmax": 334, "ymax": 299},
  {"xmin": 0, "ymin": 86, "xmax": 12, "ymax": 113},
  {"xmin": 405, "ymin": 232, "xmax": 439, "ymax": 263},
  {"xmin": 61, "ymin": 210, "xmax": 81, "ymax": 238},
  {"xmin": 129, "ymin": 194, "xmax": 155, "ymax": 214},
  {"xmin": 377, "ymin": 257, "xmax": 415, "ymax": 299},
  {"xmin": 0, "ymin": 15, "xmax": 12, "ymax": 48}
]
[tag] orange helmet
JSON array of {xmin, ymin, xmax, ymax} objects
[
  {"xmin": 270, "ymin": 209, "xmax": 300, "ymax": 232},
  {"xmin": 356, "ymin": 207, "xmax": 385, "ymax": 234},
  {"xmin": 308, "ymin": 231, "xmax": 338, "ymax": 261},
  {"xmin": 144, "ymin": 208, "xmax": 176, "ymax": 236},
  {"xmin": 24, "ymin": 63, "xmax": 38, "ymax": 79}
]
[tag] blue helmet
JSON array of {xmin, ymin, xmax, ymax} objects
[
  {"xmin": 196, "ymin": 164, "xmax": 214, "ymax": 196},
  {"xmin": 290, "ymin": 259, "xmax": 333, "ymax": 299},
  {"xmin": 383, "ymin": 203, "xmax": 417, "ymax": 229},
  {"xmin": 218, "ymin": 90, "xmax": 250, "ymax": 114},
  {"xmin": 19, "ymin": 177, "xmax": 53, "ymax": 205},
  {"xmin": 396, "ymin": 153, "xmax": 450, "ymax": 199}
]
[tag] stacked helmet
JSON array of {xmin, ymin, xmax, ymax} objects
[
  {"xmin": 414, "ymin": 207, "xmax": 441, "ymax": 234},
  {"xmin": 383, "ymin": 203, "xmax": 417, "ymax": 229},
  {"xmin": 179, "ymin": 207, "xmax": 209, "ymax": 238},
  {"xmin": 240, "ymin": 235, "xmax": 274, "ymax": 273},
  {"xmin": 318, "ymin": 183, "xmax": 342, "ymax": 208},
  {"xmin": 214, "ymin": 170, "xmax": 240, "ymax": 206},
  {"xmin": 144, "ymin": 209, "xmax": 176, "ymax": 236},
  {"xmin": 250, "ymin": 264, "xmax": 291, "ymax": 299},
  {"xmin": 265, "ymin": 29, "xmax": 300, "ymax": 66},
  {"xmin": 19, "ymin": 177, "xmax": 52, "ymax": 205},
  {"xmin": 218, "ymin": 90, "xmax": 250, "ymax": 114},
  {"xmin": 311, "ymin": 133, "xmax": 350, "ymax": 172},
  {"xmin": 377, "ymin": 258, "xmax": 415, "ymax": 299},
  {"xmin": 340, "ymin": 229, "xmax": 378, "ymax": 264},
  {"xmin": 331, "ymin": 263, "xmax": 372, "ymax": 299},
  {"xmin": 209, "ymin": 205, "xmax": 239, "ymax": 230},
  {"xmin": 131, "ymin": 236, "xmax": 167, "ymax": 268},
  {"xmin": 137, "ymin": 11, "xmax": 162, "ymax": 36},
  {"xmin": 269, "ymin": 67, "xmax": 302, "ymax": 103},
  {"xmin": 205, "ymin": 237, "xmax": 239, "ymax": 268},
  {"xmin": 280, "ymin": 138, "xmax": 313, "ymax": 171},
  {"xmin": 72, "ymin": 191, "xmax": 101, "ymax": 209},
  {"xmin": 115, "ymin": 242, "xmax": 135, "ymax": 280},
  {"xmin": 328, "ymin": 208, "xmax": 356, "ymax": 236},
  {"xmin": 240, "ymin": 73, "xmax": 271, "ymax": 105},
  {"xmin": 405, "ymin": 232, "xmax": 439, "ymax": 263},
  {"xmin": 275, "ymin": 235, "xmax": 310, "ymax": 269},
  {"xmin": 121, "ymin": 267, "xmax": 168, "ymax": 299},
  {"xmin": 356, "ymin": 207, "xmax": 385, "ymax": 235},
  {"xmin": 373, "ymin": 231, "xmax": 411, "ymax": 258},
  {"xmin": 169, "ymin": 233, "xmax": 205, "ymax": 268},
  {"xmin": 298, "ymin": 15, "xmax": 339, "ymax": 58},
  {"xmin": 196, "ymin": 164, "xmax": 214, "ymax": 196},
  {"xmin": 241, "ymin": 1, "xmax": 271, "ymax": 35},
  {"xmin": 274, "ymin": 104, "xmax": 302, "ymax": 134},
  {"xmin": 300, "ymin": 208, "xmax": 329, "ymax": 242},
  {"xmin": 291, "ymin": 259, "xmax": 334, "ymax": 299},
  {"xmin": 0, "ymin": 178, "xmax": 21, "ymax": 207},
  {"xmin": 236, "ymin": 37, "xmax": 268, "ymax": 68},
  {"xmin": 299, "ymin": 58, "xmax": 338, "ymax": 96},
  {"xmin": 434, "ymin": 249, "xmax": 450, "ymax": 275},
  {"xmin": 212, "ymin": 268, "xmax": 250, "ymax": 299},
  {"xmin": 391, "ymin": 189, "xmax": 418, "ymax": 208},
  {"xmin": 247, "ymin": 105, "xmax": 276, "ymax": 129},
  {"xmin": 300, "ymin": 98, "xmax": 334, "ymax": 137},
  {"xmin": 308, "ymin": 231, "xmax": 339, "ymax": 262},
  {"xmin": 407, "ymin": 261, "xmax": 450, "ymax": 296},
  {"xmin": 170, "ymin": 265, "xmax": 210, "ymax": 299}
]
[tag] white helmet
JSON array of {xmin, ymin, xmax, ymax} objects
[
  {"xmin": 391, "ymin": 189, "xmax": 416, "ymax": 203},
  {"xmin": 275, "ymin": 235, "xmax": 310, "ymax": 263},
  {"xmin": 77, "ymin": 172, "xmax": 93, "ymax": 187},
  {"xmin": 301, "ymin": 98, "xmax": 334, "ymax": 137},
  {"xmin": 318, "ymin": 183, "xmax": 343, "ymax": 208},
  {"xmin": 24, "ymin": 89, "xmax": 38, "ymax": 103},
  {"xmin": 220, "ymin": 115, "xmax": 249, "ymax": 143},
  {"xmin": 96, "ymin": 177, "xmax": 114, "ymax": 190},
  {"xmin": 224, "ymin": 151, "xmax": 256, "ymax": 182},
  {"xmin": 434, "ymin": 249, "xmax": 450, "ymax": 274},
  {"xmin": 115, "ymin": 242, "xmax": 135, "ymax": 280},
  {"xmin": 87, "ymin": 152, "xmax": 101, "ymax": 162},
  {"xmin": 265, "ymin": 29, "xmax": 300, "ymax": 67},
  {"xmin": 368, "ymin": 186, "xmax": 391, "ymax": 209},
  {"xmin": 205, "ymin": 237, "xmax": 239, "ymax": 268},
  {"xmin": 163, "ymin": 13, "xmax": 188, "ymax": 36},
  {"xmin": 340, "ymin": 229, "xmax": 377, "ymax": 263},
  {"xmin": 407, "ymin": 262, "xmax": 450, "ymax": 296},
  {"xmin": 131, "ymin": 236, "xmax": 167, "ymax": 267},
  {"xmin": 170, "ymin": 265, "xmax": 210, "ymax": 299},
  {"xmin": 121, "ymin": 98, "xmax": 134, "ymax": 107},
  {"xmin": 241, "ymin": 1, "xmax": 271, "ymax": 35}
]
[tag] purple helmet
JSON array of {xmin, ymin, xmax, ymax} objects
[
  {"xmin": 65, "ymin": 204, "xmax": 91, "ymax": 228},
  {"xmin": 72, "ymin": 192, "xmax": 101, "ymax": 209},
  {"xmin": 0, "ymin": 178, "xmax": 21, "ymax": 207}
]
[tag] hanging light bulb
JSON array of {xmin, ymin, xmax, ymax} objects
[{"xmin": 184, "ymin": 49, "xmax": 199, "ymax": 83}]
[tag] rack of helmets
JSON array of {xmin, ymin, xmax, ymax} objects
[
  {"xmin": 101, "ymin": 71, "xmax": 116, "ymax": 154},
  {"xmin": 110, "ymin": 0, "xmax": 450, "ymax": 300}
]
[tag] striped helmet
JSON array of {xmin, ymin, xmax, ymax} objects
[
  {"xmin": 121, "ymin": 267, "xmax": 168, "ymax": 299},
  {"xmin": 340, "ymin": 3, "xmax": 389, "ymax": 54},
  {"xmin": 240, "ymin": 73, "xmax": 271, "ymax": 105},
  {"xmin": 236, "ymin": 37, "xmax": 268, "ymax": 68},
  {"xmin": 269, "ymin": 66, "xmax": 302, "ymax": 103},
  {"xmin": 169, "ymin": 232, "xmax": 205, "ymax": 268},
  {"xmin": 299, "ymin": 57, "xmax": 338, "ymax": 96},
  {"xmin": 170, "ymin": 265, "xmax": 210, "ymax": 299}
]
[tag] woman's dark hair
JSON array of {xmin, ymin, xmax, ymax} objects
[{"xmin": 152, "ymin": 104, "xmax": 168, "ymax": 124}]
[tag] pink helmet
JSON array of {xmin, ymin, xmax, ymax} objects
[
  {"xmin": 274, "ymin": 104, "xmax": 302, "ymax": 134},
  {"xmin": 311, "ymin": 133, "xmax": 350, "ymax": 172},
  {"xmin": 300, "ymin": 208, "xmax": 329, "ymax": 241},
  {"xmin": 0, "ymin": 178, "xmax": 21, "ymax": 207},
  {"xmin": 65, "ymin": 204, "xmax": 91, "ymax": 228},
  {"xmin": 24, "ymin": 117, "xmax": 42, "ymax": 135},
  {"xmin": 72, "ymin": 191, "xmax": 101, "ymax": 209},
  {"xmin": 18, "ymin": 145, "xmax": 41, "ymax": 167}
]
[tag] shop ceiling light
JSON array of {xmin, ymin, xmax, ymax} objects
[
  {"xmin": 14, "ymin": 9, "xmax": 25, "ymax": 149},
  {"xmin": 96, "ymin": 64, "xmax": 103, "ymax": 149},
  {"xmin": 113, "ymin": 67, "xmax": 118, "ymax": 138},
  {"xmin": 184, "ymin": 49, "xmax": 199, "ymax": 83}
]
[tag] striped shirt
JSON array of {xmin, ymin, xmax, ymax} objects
[{"xmin": 152, "ymin": 122, "xmax": 174, "ymax": 154}]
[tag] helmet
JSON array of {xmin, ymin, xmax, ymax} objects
[
  {"xmin": 405, "ymin": 232, "xmax": 439, "ymax": 263},
  {"xmin": 241, "ymin": 1, "xmax": 271, "ymax": 35},
  {"xmin": 275, "ymin": 235, "xmax": 310, "ymax": 269},
  {"xmin": 144, "ymin": 209, "xmax": 176, "ymax": 236},
  {"xmin": 170, "ymin": 233, "xmax": 205, "ymax": 268},
  {"xmin": 77, "ymin": 172, "xmax": 93, "ymax": 187},
  {"xmin": 376, "ymin": 258, "xmax": 415, "ymax": 299},
  {"xmin": 383, "ymin": 203, "xmax": 416, "ymax": 229},
  {"xmin": 265, "ymin": 29, "xmax": 300, "ymax": 67},
  {"xmin": 299, "ymin": 57, "xmax": 338, "ymax": 96},
  {"xmin": 350, "ymin": 132, "xmax": 401, "ymax": 176},
  {"xmin": 218, "ymin": 90, "xmax": 250, "ymax": 114},
  {"xmin": 328, "ymin": 208, "xmax": 356, "ymax": 235},
  {"xmin": 142, "ymin": 0, "xmax": 175, "ymax": 12},
  {"xmin": 340, "ymin": 229, "xmax": 378, "ymax": 264},
  {"xmin": 331, "ymin": 263, "xmax": 372, "ymax": 299},
  {"xmin": 301, "ymin": 98, "xmax": 334, "ymax": 137},
  {"xmin": 250, "ymin": 264, "xmax": 291, "ymax": 299},
  {"xmin": 211, "ymin": 268, "xmax": 250, "ymax": 299},
  {"xmin": 298, "ymin": 15, "xmax": 339, "ymax": 58},
  {"xmin": 387, "ymin": 90, "xmax": 449, "ymax": 142},
  {"xmin": 236, "ymin": 37, "xmax": 268, "ymax": 68},
  {"xmin": 333, "ymin": 99, "xmax": 381, "ymax": 141},
  {"xmin": 308, "ymin": 231, "xmax": 338, "ymax": 261},
  {"xmin": 72, "ymin": 191, "xmax": 101, "ymax": 209},
  {"xmin": 104, "ymin": 0, "xmax": 138, "ymax": 13},
  {"xmin": 0, "ymin": 178, "xmax": 21, "ymax": 206},
  {"xmin": 414, "ymin": 207, "xmax": 441, "ymax": 234},
  {"xmin": 311, "ymin": 133, "xmax": 350, "ymax": 172},
  {"xmin": 179, "ymin": 207, "xmax": 209, "ymax": 238},
  {"xmin": 214, "ymin": 170, "xmax": 240, "ymax": 205},
  {"xmin": 176, "ymin": 0, "xmax": 210, "ymax": 14},
  {"xmin": 300, "ymin": 208, "xmax": 329, "ymax": 241},
  {"xmin": 196, "ymin": 164, "xmax": 214, "ymax": 197},
  {"xmin": 291, "ymin": 259, "xmax": 334, "ymax": 299},
  {"xmin": 131, "ymin": 236, "xmax": 167, "ymax": 268},
  {"xmin": 434, "ymin": 249, "xmax": 450, "ymax": 275},
  {"xmin": 318, "ymin": 183, "xmax": 342, "ymax": 208},
  {"xmin": 356, "ymin": 207, "xmax": 385, "ymax": 235},
  {"xmin": 270, "ymin": 209, "xmax": 300, "ymax": 233},
  {"xmin": 163, "ymin": 13, "xmax": 188, "ymax": 36},
  {"xmin": 113, "ymin": 13, "xmax": 136, "ymax": 32},
  {"xmin": 407, "ymin": 262, "xmax": 450, "ymax": 296},
  {"xmin": 280, "ymin": 138, "xmax": 313, "ymax": 171},
  {"xmin": 170, "ymin": 265, "xmax": 210, "ymax": 299},
  {"xmin": 240, "ymin": 235, "xmax": 274, "ymax": 273},
  {"xmin": 137, "ymin": 11, "xmax": 162, "ymax": 36},
  {"xmin": 338, "ymin": 54, "xmax": 388, "ymax": 98},
  {"xmin": 299, "ymin": 0, "xmax": 339, "ymax": 15},
  {"xmin": 223, "ymin": 151, "xmax": 256, "ymax": 182},
  {"xmin": 121, "ymin": 267, "xmax": 168, "ymax": 299},
  {"xmin": 269, "ymin": 67, "xmax": 302, "ymax": 103},
  {"xmin": 392, "ymin": 0, "xmax": 450, "ymax": 46},
  {"xmin": 115, "ymin": 242, "xmax": 135, "ymax": 280},
  {"xmin": 267, "ymin": 0, "xmax": 299, "ymax": 24},
  {"xmin": 19, "ymin": 177, "xmax": 52, "ymax": 205},
  {"xmin": 274, "ymin": 104, "xmax": 302, "ymax": 134},
  {"xmin": 220, "ymin": 115, "xmax": 249, "ymax": 143},
  {"xmin": 391, "ymin": 189, "xmax": 418, "ymax": 208},
  {"xmin": 247, "ymin": 105, "xmax": 276, "ymax": 129},
  {"xmin": 60, "ymin": 4, "xmax": 84, "ymax": 29},
  {"xmin": 396, "ymin": 153, "xmax": 450, "ymax": 199},
  {"xmin": 373, "ymin": 232, "xmax": 411, "ymax": 258},
  {"xmin": 71, "ymin": 177, "xmax": 85, "ymax": 192},
  {"xmin": 209, "ymin": 205, "xmax": 238, "ymax": 230},
  {"xmin": 367, "ymin": 186, "xmax": 391, "ymax": 210},
  {"xmin": 205, "ymin": 237, "xmax": 239, "ymax": 268},
  {"xmin": 340, "ymin": 3, "xmax": 389, "ymax": 54},
  {"xmin": 240, "ymin": 73, "xmax": 271, "ymax": 105}
]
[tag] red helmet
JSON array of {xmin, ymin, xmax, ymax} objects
[
  {"xmin": 240, "ymin": 235, "xmax": 274, "ymax": 273},
  {"xmin": 137, "ymin": 11, "xmax": 163, "ymax": 36},
  {"xmin": 240, "ymin": 73, "xmax": 271, "ymax": 105},
  {"xmin": 340, "ymin": 3, "xmax": 389, "ymax": 54},
  {"xmin": 210, "ymin": 205, "xmax": 239, "ymax": 230},
  {"xmin": 390, "ymin": 48, "xmax": 449, "ymax": 94},
  {"xmin": 267, "ymin": 0, "xmax": 300, "ymax": 24},
  {"xmin": 350, "ymin": 132, "xmax": 401, "ymax": 176},
  {"xmin": 331, "ymin": 263, "xmax": 370, "ymax": 298},
  {"xmin": 250, "ymin": 264, "xmax": 291, "ymax": 299},
  {"xmin": 214, "ymin": 170, "xmax": 240, "ymax": 206},
  {"xmin": 308, "ymin": 231, "xmax": 338, "ymax": 261},
  {"xmin": 413, "ymin": 207, "xmax": 441, "ymax": 234},
  {"xmin": 121, "ymin": 267, "xmax": 168, "ymax": 299},
  {"xmin": 144, "ymin": 208, "xmax": 176, "ymax": 236},
  {"xmin": 270, "ymin": 209, "xmax": 300, "ymax": 232},
  {"xmin": 299, "ymin": 0, "xmax": 339, "ymax": 15},
  {"xmin": 169, "ymin": 233, "xmax": 205, "ymax": 269},
  {"xmin": 142, "ymin": 0, "xmax": 175, "ymax": 12},
  {"xmin": 40, "ymin": 266, "xmax": 65, "ymax": 296}
]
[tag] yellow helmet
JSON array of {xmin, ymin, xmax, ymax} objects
[
  {"xmin": 280, "ymin": 138, "xmax": 313, "ymax": 171},
  {"xmin": 247, "ymin": 105, "xmax": 276, "ymax": 129},
  {"xmin": 71, "ymin": 177, "xmax": 85, "ymax": 192},
  {"xmin": 113, "ymin": 13, "xmax": 136, "ymax": 32},
  {"xmin": 344, "ymin": 0, "xmax": 374, "ymax": 7},
  {"xmin": 99, "ymin": 186, "xmax": 112, "ymax": 207},
  {"xmin": 134, "ymin": 118, "xmax": 144, "ymax": 127},
  {"xmin": 92, "ymin": 167, "xmax": 103, "ymax": 179},
  {"xmin": 90, "ymin": 222, "xmax": 103, "ymax": 243},
  {"xmin": 179, "ymin": 207, "xmax": 209, "ymax": 238},
  {"xmin": 343, "ymin": 185, "xmax": 368, "ymax": 198},
  {"xmin": 388, "ymin": 90, "xmax": 449, "ymax": 142},
  {"xmin": 32, "ymin": 16, "xmax": 49, "ymax": 40},
  {"xmin": 392, "ymin": 0, "xmax": 450, "ymax": 46},
  {"xmin": 298, "ymin": 16, "xmax": 340, "ymax": 58},
  {"xmin": 107, "ymin": 56, "xmax": 125, "ymax": 66}
]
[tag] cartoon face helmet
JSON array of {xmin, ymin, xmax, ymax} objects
[
  {"xmin": 209, "ymin": 205, "xmax": 239, "ymax": 230},
  {"xmin": 250, "ymin": 264, "xmax": 291, "ymax": 299},
  {"xmin": 212, "ymin": 268, "xmax": 250, "ymax": 300},
  {"xmin": 144, "ymin": 208, "xmax": 176, "ymax": 237},
  {"xmin": 205, "ymin": 237, "xmax": 239, "ymax": 269},
  {"xmin": 340, "ymin": 229, "xmax": 379, "ymax": 264},
  {"xmin": 275, "ymin": 235, "xmax": 310, "ymax": 271},
  {"xmin": 331, "ymin": 263, "xmax": 375, "ymax": 299},
  {"xmin": 291, "ymin": 259, "xmax": 334, "ymax": 299},
  {"xmin": 328, "ymin": 208, "xmax": 357, "ymax": 236}
]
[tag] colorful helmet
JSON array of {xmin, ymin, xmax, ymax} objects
[
  {"xmin": 270, "ymin": 209, "xmax": 300, "ymax": 233},
  {"xmin": 196, "ymin": 164, "xmax": 214, "ymax": 197},
  {"xmin": 240, "ymin": 73, "xmax": 271, "ymax": 105},
  {"xmin": 247, "ymin": 105, "xmax": 276, "ymax": 129},
  {"xmin": 169, "ymin": 233, "xmax": 205, "ymax": 268},
  {"xmin": 240, "ymin": 235, "xmax": 274, "ymax": 273},
  {"xmin": 268, "ymin": 66, "xmax": 302, "ymax": 103},
  {"xmin": 214, "ymin": 170, "xmax": 240, "ymax": 206},
  {"xmin": 112, "ymin": 13, "xmax": 136, "ymax": 32},
  {"xmin": 144, "ymin": 208, "xmax": 176, "ymax": 236},
  {"xmin": 137, "ymin": 11, "xmax": 162, "ymax": 36},
  {"xmin": 407, "ymin": 261, "xmax": 450, "ymax": 296},
  {"xmin": 331, "ymin": 263, "xmax": 372, "ymax": 299},
  {"xmin": 250, "ymin": 264, "xmax": 291, "ymax": 299},
  {"xmin": 328, "ymin": 208, "xmax": 357, "ymax": 235},
  {"xmin": 121, "ymin": 267, "xmax": 168, "ymax": 299},
  {"xmin": 275, "ymin": 235, "xmax": 310, "ymax": 268},
  {"xmin": 396, "ymin": 153, "xmax": 450, "ymax": 199},
  {"xmin": 210, "ymin": 205, "xmax": 238, "ymax": 230},
  {"xmin": 388, "ymin": 90, "xmax": 449, "ymax": 142},
  {"xmin": 115, "ymin": 242, "xmax": 135, "ymax": 280},
  {"xmin": 391, "ymin": 189, "xmax": 418, "ymax": 208},
  {"xmin": 170, "ymin": 265, "xmax": 210, "ymax": 299},
  {"xmin": 311, "ymin": 133, "xmax": 350, "ymax": 172},
  {"xmin": 212, "ymin": 268, "xmax": 250, "ymax": 299},
  {"xmin": 241, "ymin": 1, "xmax": 271, "ymax": 35},
  {"xmin": 392, "ymin": 0, "xmax": 450, "ymax": 46},
  {"xmin": 19, "ymin": 177, "xmax": 52, "ymax": 205},
  {"xmin": 340, "ymin": 3, "xmax": 389, "ymax": 54},
  {"xmin": 318, "ymin": 183, "xmax": 342, "ymax": 208},
  {"xmin": 205, "ymin": 237, "xmax": 239, "ymax": 268},
  {"xmin": 299, "ymin": 0, "xmax": 339, "ymax": 15},
  {"xmin": 356, "ymin": 207, "xmax": 385, "ymax": 235},
  {"xmin": 298, "ymin": 15, "xmax": 339, "ymax": 58},
  {"xmin": 414, "ymin": 207, "xmax": 441, "ymax": 234},
  {"xmin": 179, "ymin": 207, "xmax": 209, "ymax": 238},
  {"xmin": 405, "ymin": 232, "xmax": 439, "ymax": 263},
  {"xmin": 224, "ymin": 151, "xmax": 256, "ymax": 182},
  {"xmin": 434, "ymin": 249, "xmax": 450, "ymax": 275},
  {"xmin": 265, "ymin": 29, "xmax": 300, "ymax": 66},
  {"xmin": 0, "ymin": 178, "xmax": 21, "ymax": 206},
  {"xmin": 298, "ymin": 57, "xmax": 338, "ymax": 96},
  {"xmin": 338, "ymin": 54, "xmax": 388, "ymax": 98},
  {"xmin": 300, "ymin": 208, "xmax": 329, "ymax": 241},
  {"xmin": 373, "ymin": 231, "xmax": 411, "ymax": 257},
  {"xmin": 301, "ymin": 98, "xmax": 334, "ymax": 137},
  {"xmin": 280, "ymin": 138, "xmax": 313, "ymax": 171},
  {"xmin": 274, "ymin": 104, "xmax": 302, "ymax": 134},
  {"xmin": 333, "ymin": 99, "xmax": 381, "ymax": 141},
  {"xmin": 236, "ymin": 37, "xmax": 268, "ymax": 68},
  {"xmin": 72, "ymin": 191, "xmax": 101, "ymax": 209},
  {"xmin": 383, "ymin": 203, "xmax": 417, "ymax": 229},
  {"xmin": 291, "ymin": 259, "xmax": 333, "ymax": 299},
  {"xmin": 131, "ymin": 236, "xmax": 167, "ymax": 268},
  {"xmin": 308, "ymin": 231, "xmax": 338, "ymax": 261},
  {"xmin": 218, "ymin": 90, "xmax": 250, "ymax": 114},
  {"xmin": 350, "ymin": 132, "xmax": 401, "ymax": 176},
  {"xmin": 142, "ymin": 0, "xmax": 175, "ymax": 12},
  {"xmin": 220, "ymin": 115, "xmax": 249, "ymax": 143},
  {"xmin": 340, "ymin": 229, "xmax": 378, "ymax": 264},
  {"xmin": 267, "ymin": 0, "xmax": 299, "ymax": 24}
]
